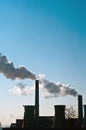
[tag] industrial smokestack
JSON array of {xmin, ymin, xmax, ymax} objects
[
  {"xmin": 78, "ymin": 95, "xmax": 83, "ymax": 126},
  {"xmin": 34, "ymin": 80, "xmax": 39, "ymax": 128},
  {"xmin": 35, "ymin": 80, "xmax": 39, "ymax": 117}
]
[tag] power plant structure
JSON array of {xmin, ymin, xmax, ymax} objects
[{"xmin": 9, "ymin": 80, "xmax": 86, "ymax": 128}]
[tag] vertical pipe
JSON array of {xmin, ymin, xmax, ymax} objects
[
  {"xmin": 78, "ymin": 95, "xmax": 83, "ymax": 126},
  {"xmin": 35, "ymin": 80, "xmax": 39, "ymax": 128},
  {"xmin": 35, "ymin": 80, "xmax": 39, "ymax": 117}
]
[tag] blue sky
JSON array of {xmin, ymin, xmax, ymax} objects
[{"xmin": 0, "ymin": 0, "xmax": 86, "ymax": 126}]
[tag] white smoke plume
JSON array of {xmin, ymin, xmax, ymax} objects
[
  {"xmin": 9, "ymin": 74, "xmax": 78, "ymax": 97},
  {"xmin": 0, "ymin": 53, "xmax": 36, "ymax": 80},
  {"xmin": 38, "ymin": 74, "xmax": 78, "ymax": 98},
  {"xmin": 9, "ymin": 83, "xmax": 35, "ymax": 96},
  {"xmin": 0, "ymin": 53, "xmax": 78, "ymax": 98}
]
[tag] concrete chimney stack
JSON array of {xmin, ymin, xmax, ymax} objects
[
  {"xmin": 34, "ymin": 80, "xmax": 39, "ymax": 128},
  {"xmin": 35, "ymin": 80, "xmax": 39, "ymax": 117},
  {"xmin": 78, "ymin": 95, "xmax": 83, "ymax": 126}
]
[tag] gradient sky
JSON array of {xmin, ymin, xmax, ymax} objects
[{"xmin": 0, "ymin": 0, "xmax": 86, "ymax": 127}]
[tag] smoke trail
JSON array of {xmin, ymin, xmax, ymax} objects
[
  {"xmin": 9, "ymin": 74, "xmax": 78, "ymax": 97},
  {"xmin": 1, "ymin": 52, "xmax": 78, "ymax": 97},
  {"xmin": 0, "ymin": 53, "xmax": 36, "ymax": 80},
  {"xmin": 9, "ymin": 83, "xmax": 35, "ymax": 96},
  {"xmin": 38, "ymin": 74, "xmax": 78, "ymax": 98}
]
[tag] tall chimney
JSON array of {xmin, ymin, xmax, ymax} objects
[
  {"xmin": 34, "ymin": 80, "xmax": 39, "ymax": 128},
  {"xmin": 78, "ymin": 95, "xmax": 83, "ymax": 125}
]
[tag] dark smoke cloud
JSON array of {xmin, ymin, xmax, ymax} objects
[
  {"xmin": 38, "ymin": 74, "xmax": 78, "ymax": 98},
  {"xmin": 0, "ymin": 53, "xmax": 36, "ymax": 80}
]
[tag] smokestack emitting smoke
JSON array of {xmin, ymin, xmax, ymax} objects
[{"xmin": 0, "ymin": 53, "xmax": 78, "ymax": 98}]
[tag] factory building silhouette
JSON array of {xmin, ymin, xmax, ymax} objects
[{"xmin": 8, "ymin": 80, "xmax": 86, "ymax": 128}]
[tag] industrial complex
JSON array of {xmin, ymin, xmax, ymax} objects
[{"xmin": 2, "ymin": 80, "xmax": 86, "ymax": 128}]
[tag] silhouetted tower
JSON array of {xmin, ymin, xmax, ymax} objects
[
  {"xmin": 23, "ymin": 105, "xmax": 35, "ymax": 128},
  {"xmin": 78, "ymin": 95, "xmax": 83, "ymax": 126},
  {"xmin": 54, "ymin": 105, "xmax": 65, "ymax": 128},
  {"xmin": 34, "ymin": 80, "xmax": 39, "ymax": 127}
]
